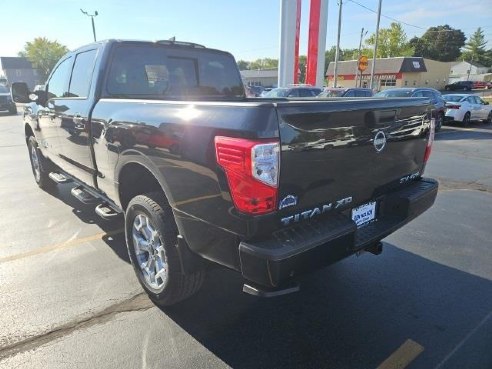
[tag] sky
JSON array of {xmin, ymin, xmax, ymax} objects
[{"xmin": 1, "ymin": 0, "xmax": 491, "ymax": 61}]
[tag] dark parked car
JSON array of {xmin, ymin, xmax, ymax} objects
[
  {"xmin": 374, "ymin": 88, "xmax": 446, "ymax": 131},
  {"xmin": 0, "ymin": 85, "xmax": 17, "ymax": 115},
  {"xmin": 318, "ymin": 87, "xmax": 373, "ymax": 98},
  {"xmin": 444, "ymin": 81, "xmax": 474, "ymax": 91},
  {"xmin": 262, "ymin": 86, "xmax": 322, "ymax": 98}
]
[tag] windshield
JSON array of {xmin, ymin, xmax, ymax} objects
[
  {"xmin": 443, "ymin": 95, "xmax": 465, "ymax": 102},
  {"xmin": 106, "ymin": 44, "xmax": 245, "ymax": 100},
  {"xmin": 263, "ymin": 88, "xmax": 290, "ymax": 98},
  {"xmin": 374, "ymin": 89, "xmax": 413, "ymax": 97},
  {"xmin": 0, "ymin": 85, "xmax": 9, "ymax": 93}
]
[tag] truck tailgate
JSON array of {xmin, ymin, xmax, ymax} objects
[{"xmin": 275, "ymin": 98, "xmax": 432, "ymax": 220}]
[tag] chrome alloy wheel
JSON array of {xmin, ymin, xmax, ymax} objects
[
  {"xmin": 132, "ymin": 213, "xmax": 168, "ymax": 290},
  {"xmin": 30, "ymin": 144, "xmax": 41, "ymax": 182}
]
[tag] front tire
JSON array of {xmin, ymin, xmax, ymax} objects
[
  {"xmin": 125, "ymin": 192, "xmax": 205, "ymax": 306},
  {"xmin": 27, "ymin": 136, "xmax": 55, "ymax": 190}
]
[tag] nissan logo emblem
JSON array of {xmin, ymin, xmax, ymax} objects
[{"xmin": 373, "ymin": 131, "xmax": 387, "ymax": 152}]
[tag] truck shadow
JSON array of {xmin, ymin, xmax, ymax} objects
[
  {"xmin": 161, "ymin": 244, "xmax": 492, "ymax": 369},
  {"xmin": 44, "ymin": 183, "xmax": 130, "ymax": 263},
  {"xmin": 42, "ymin": 180, "xmax": 492, "ymax": 368}
]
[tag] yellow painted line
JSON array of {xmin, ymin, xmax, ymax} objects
[
  {"xmin": 174, "ymin": 194, "xmax": 222, "ymax": 206},
  {"xmin": 0, "ymin": 229, "xmax": 124, "ymax": 263},
  {"xmin": 376, "ymin": 339, "xmax": 424, "ymax": 369}
]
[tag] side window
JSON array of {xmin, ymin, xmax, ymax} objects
[
  {"xmin": 298, "ymin": 89, "xmax": 310, "ymax": 97},
  {"xmin": 421, "ymin": 90, "xmax": 436, "ymax": 102},
  {"xmin": 47, "ymin": 57, "xmax": 72, "ymax": 99},
  {"xmin": 288, "ymin": 89, "xmax": 300, "ymax": 97},
  {"xmin": 466, "ymin": 97, "xmax": 475, "ymax": 104},
  {"xmin": 68, "ymin": 49, "xmax": 97, "ymax": 98},
  {"xmin": 413, "ymin": 91, "xmax": 424, "ymax": 97},
  {"xmin": 344, "ymin": 90, "xmax": 355, "ymax": 97}
]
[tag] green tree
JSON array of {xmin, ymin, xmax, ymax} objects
[
  {"xmin": 236, "ymin": 60, "xmax": 249, "ymax": 70},
  {"xmin": 409, "ymin": 25, "xmax": 465, "ymax": 62},
  {"xmin": 324, "ymin": 46, "xmax": 359, "ymax": 74},
  {"xmin": 18, "ymin": 38, "xmax": 69, "ymax": 81},
  {"xmin": 248, "ymin": 58, "xmax": 278, "ymax": 70},
  {"xmin": 461, "ymin": 27, "xmax": 490, "ymax": 65},
  {"xmin": 298, "ymin": 55, "xmax": 307, "ymax": 83},
  {"xmin": 365, "ymin": 23, "xmax": 414, "ymax": 58}
]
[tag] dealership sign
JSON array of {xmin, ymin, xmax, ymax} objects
[{"xmin": 360, "ymin": 74, "xmax": 398, "ymax": 81}]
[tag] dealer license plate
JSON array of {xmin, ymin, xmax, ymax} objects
[{"xmin": 351, "ymin": 201, "xmax": 376, "ymax": 227}]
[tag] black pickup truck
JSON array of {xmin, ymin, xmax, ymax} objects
[{"xmin": 13, "ymin": 40, "xmax": 438, "ymax": 305}]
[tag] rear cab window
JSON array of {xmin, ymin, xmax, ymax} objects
[
  {"xmin": 68, "ymin": 49, "xmax": 98, "ymax": 98},
  {"xmin": 104, "ymin": 43, "xmax": 245, "ymax": 100}
]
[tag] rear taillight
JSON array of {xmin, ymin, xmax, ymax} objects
[
  {"xmin": 215, "ymin": 136, "xmax": 279, "ymax": 215},
  {"xmin": 423, "ymin": 117, "xmax": 435, "ymax": 165},
  {"xmin": 446, "ymin": 104, "xmax": 460, "ymax": 109}
]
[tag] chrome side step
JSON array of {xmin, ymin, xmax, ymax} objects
[
  {"xmin": 95, "ymin": 203, "xmax": 121, "ymax": 220},
  {"xmin": 243, "ymin": 282, "xmax": 300, "ymax": 297},
  {"xmin": 71, "ymin": 186, "xmax": 98, "ymax": 204},
  {"xmin": 49, "ymin": 172, "xmax": 72, "ymax": 183}
]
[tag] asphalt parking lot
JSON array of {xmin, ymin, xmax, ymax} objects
[{"xmin": 0, "ymin": 112, "xmax": 491, "ymax": 369}]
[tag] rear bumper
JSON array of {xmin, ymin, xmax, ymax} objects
[
  {"xmin": 239, "ymin": 178, "xmax": 438, "ymax": 288},
  {"xmin": 444, "ymin": 110, "xmax": 463, "ymax": 122}
]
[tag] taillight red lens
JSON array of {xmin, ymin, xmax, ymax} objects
[
  {"xmin": 446, "ymin": 104, "xmax": 460, "ymax": 109},
  {"xmin": 423, "ymin": 117, "xmax": 435, "ymax": 164},
  {"xmin": 215, "ymin": 136, "xmax": 279, "ymax": 215}
]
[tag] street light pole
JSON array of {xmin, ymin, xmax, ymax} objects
[
  {"xmin": 333, "ymin": 0, "xmax": 343, "ymax": 88},
  {"xmin": 80, "ymin": 9, "xmax": 98, "ymax": 42},
  {"xmin": 369, "ymin": 0, "xmax": 382, "ymax": 90}
]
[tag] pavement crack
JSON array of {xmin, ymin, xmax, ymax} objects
[
  {"xmin": 436, "ymin": 177, "xmax": 492, "ymax": 194},
  {"xmin": 0, "ymin": 293, "xmax": 154, "ymax": 360}
]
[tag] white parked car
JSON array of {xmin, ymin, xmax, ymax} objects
[{"xmin": 443, "ymin": 94, "xmax": 492, "ymax": 125}]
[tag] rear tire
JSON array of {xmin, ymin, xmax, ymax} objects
[
  {"xmin": 27, "ymin": 136, "xmax": 55, "ymax": 190},
  {"xmin": 485, "ymin": 112, "xmax": 492, "ymax": 125},
  {"xmin": 125, "ymin": 192, "xmax": 205, "ymax": 306},
  {"xmin": 9, "ymin": 106, "xmax": 17, "ymax": 115},
  {"xmin": 435, "ymin": 113, "xmax": 443, "ymax": 132},
  {"xmin": 462, "ymin": 112, "xmax": 471, "ymax": 127}
]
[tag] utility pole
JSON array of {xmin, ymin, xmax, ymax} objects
[
  {"xmin": 369, "ymin": 0, "xmax": 382, "ymax": 90},
  {"xmin": 80, "ymin": 9, "xmax": 98, "ymax": 42},
  {"xmin": 333, "ymin": 0, "xmax": 343, "ymax": 88},
  {"xmin": 356, "ymin": 27, "xmax": 367, "ymax": 88}
]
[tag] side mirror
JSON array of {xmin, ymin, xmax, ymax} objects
[
  {"xmin": 11, "ymin": 82, "xmax": 47, "ymax": 105},
  {"xmin": 11, "ymin": 82, "xmax": 31, "ymax": 103},
  {"xmin": 484, "ymin": 101, "xmax": 489, "ymax": 105}
]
